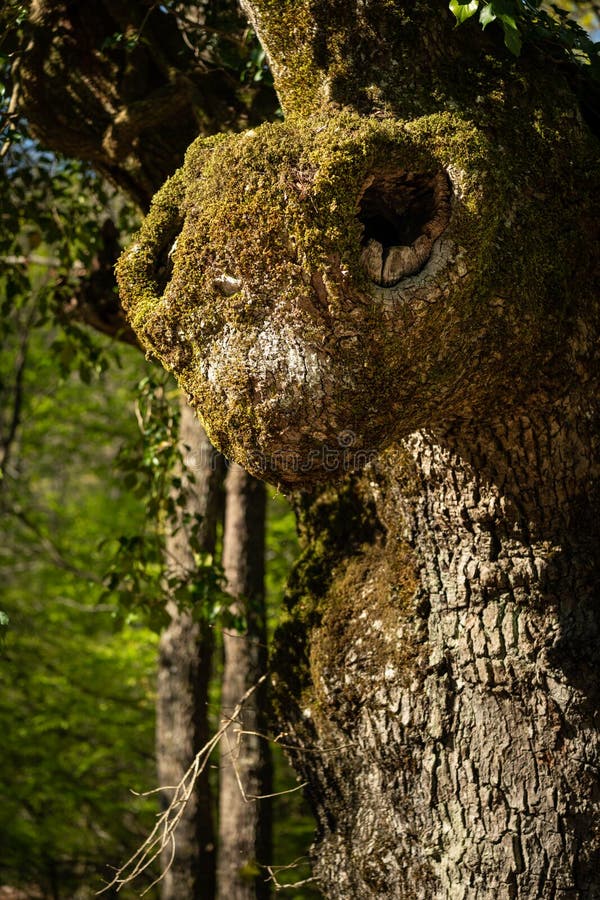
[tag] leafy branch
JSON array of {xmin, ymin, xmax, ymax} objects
[
  {"xmin": 101, "ymin": 374, "xmax": 233, "ymax": 633},
  {"xmin": 450, "ymin": 0, "xmax": 600, "ymax": 77}
]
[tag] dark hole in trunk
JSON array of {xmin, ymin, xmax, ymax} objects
[
  {"xmin": 358, "ymin": 173, "xmax": 441, "ymax": 249},
  {"xmin": 357, "ymin": 170, "xmax": 452, "ymax": 286}
]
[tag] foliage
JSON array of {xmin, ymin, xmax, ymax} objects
[
  {"xmin": 0, "ymin": 139, "xmax": 134, "ymax": 628},
  {"xmin": 450, "ymin": 0, "xmax": 600, "ymax": 74},
  {"xmin": 162, "ymin": 2, "xmax": 275, "ymax": 87},
  {"xmin": 0, "ymin": 140, "xmax": 134, "ymax": 388},
  {"xmin": 0, "ymin": 136, "xmax": 161, "ymax": 898},
  {"xmin": 102, "ymin": 373, "xmax": 232, "ymax": 633},
  {"xmin": 0, "ymin": 319, "xmax": 161, "ymax": 898},
  {"xmin": 0, "ymin": 136, "xmax": 230, "ymax": 634}
]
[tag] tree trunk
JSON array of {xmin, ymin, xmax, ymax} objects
[
  {"xmin": 274, "ymin": 399, "xmax": 600, "ymax": 897},
  {"xmin": 117, "ymin": 0, "xmax": 600, "ymax": 894},
  {"xmin": 218, "ymin": 464, "xmax": 272, "ymax": 900},
  {"xmin": 156, "ymin": 398, "xmax": 224, "ymax": 900}
]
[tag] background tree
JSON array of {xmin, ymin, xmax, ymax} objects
[
  {"xmin": 219, "ymin": 464, "xmax": 271, "ymax": 900},
  {"xmin": 155, "ymin": 400, "xmax": 224, "ymax": 900}
]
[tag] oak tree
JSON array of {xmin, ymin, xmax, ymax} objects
[
  {"xmin": 7, "ymin": 0, "xmax": 600, "ymax": 895},
  {"xmin": 117, "ymin": 1, "xmax": 600, "ymax": 896}
]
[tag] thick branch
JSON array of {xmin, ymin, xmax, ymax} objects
[
  {"xmin": 238, "ymin": 0, "xmax": 506, "ymax": 116},
  {"xmin": 58, "ymin": 220, "xmax": 141, "ymax": 348},
  {"xmin": 11, "ymin": 0, "xmax": 277, "ymax": 207}
]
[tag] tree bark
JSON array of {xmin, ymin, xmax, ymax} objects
[
  {"xmin": 274, "ymin": 396, "xmax": 600, "ymax": 897},
  {"xmin": 156, "ymin": 398, "xmax": 225, "ymax": 900},
  {"xmin": 218, "ymin": 464, "xmax": 272, "ymax": 900}
]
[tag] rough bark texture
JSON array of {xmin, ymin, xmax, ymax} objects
[
  {"xmin": 218, "ymin": 464, "xmax": 272, "ymax": 900},
  {"xmin": 117, "ymin": 14, "xmax": 597, "ymax": 488},
  {"xmin": 274, "ymin": 394, "xmax": 600, "ymax": 897},
  {"xmin": 157, "ymin": 398, "xmax": 224, "ymax": 900}
]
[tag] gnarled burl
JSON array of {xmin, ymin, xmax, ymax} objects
[{"xmin": 118, "ymin": 1, "xmax": 600, "ymax": 896}]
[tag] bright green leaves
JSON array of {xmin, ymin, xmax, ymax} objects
[
  {"xmin": 482, "ymin": 0, "xmax": 522, "ymax": 54},
  {"xmin": 450, "ymin": 0, "xmax": 600, "ymax": 68},
  {"xmin": 449, "ymin": 0, "xmax": 480, "ymax": 25},
  {"xmin": 479, "ymin": 3, "xmax": 497, "ymax": 28},
  {"xmin": 101, "ymin": 374, "xmax": 233, "ymax": 634},
  {"xmin": 495, "ymin": 12, "xmax": 522, "ymax": 55},
  {"xmin": 449, "ymin": 0, "xmax": 522, "ymax": 54},
  {"xmin": 0, "ymin": 305, "xmax": 160, "ymax": 896}
]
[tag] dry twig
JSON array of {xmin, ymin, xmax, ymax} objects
[
  {"xmin": 263, "ymin": 857, "xmax": 318, "ymax": 892},
  {"xmin": 98, "ymin": 674, "xmax": 348, "ymax": 895},
  {"xmin": 98, "ymin": 674, "xmax": 268, "ymax": 895}
]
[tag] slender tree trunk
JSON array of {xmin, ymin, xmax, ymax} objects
[
  {"xmin": 156, "ymin": 398, "xmax": 224, "ymax": 900},
  {"xmin": 218, "ymin": 464, "xmax": 272, "ymax": 900}
]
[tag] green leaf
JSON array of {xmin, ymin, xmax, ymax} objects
[
  {"xmin": 449, "ymin": 0, "xmax": 480, "ymax": 24},
  {"xmin": 479, "ymin": 3, "xmax": 496, "ymax": 28},
  {"xmin": 500, "ymin": 18, "xmax": 522, "ymax": 54}
]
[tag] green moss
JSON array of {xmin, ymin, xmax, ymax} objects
[
  {"xmin": 117, "ymin": 89, "xmax": 598, "ymax": 490},
  {"xmin": 251, "ymin": 0, "xmax": 323, "ymax": 116},
  {"xmin": 310, "ymin": 539, "xmax": 420, "ymax": 720},
  {"xmin": 271, "ymin": 474, "xmax": 381, "ymax": 715},
  {"xmin": 271, "ymin": 462, "xmax": 424, "ymax": 736}
]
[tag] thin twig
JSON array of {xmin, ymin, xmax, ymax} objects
[
  {"xmin": 263, "ymin": 857, "xmax": 318, "ymax": 892},
  {"xmin": 98, "ymin": 674, "xmax": 268, "ymax": 895},
  {"xmin": 98, "ymin": 673, "xmax": 344, "ymax": 895},
  {"xmin": 236, "ymin": 726, "xmax": 352, "ymax": 757}
]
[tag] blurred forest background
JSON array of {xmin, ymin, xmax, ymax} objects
[
  {"xmin": 2, "ymin": 0, "xmax": 599, "ymax": 898},
  {"xmin": 0, "ymin": 143, "xmax": 317, "ymax": 897}
]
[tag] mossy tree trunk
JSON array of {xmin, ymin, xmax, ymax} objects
[
  {"xmin": 116, "ymin": 1, "xmax": 600, "ymax": 896},
  {"xmin": 237, "ymin": 3, "xmax": 600, "ymax": 896}
]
